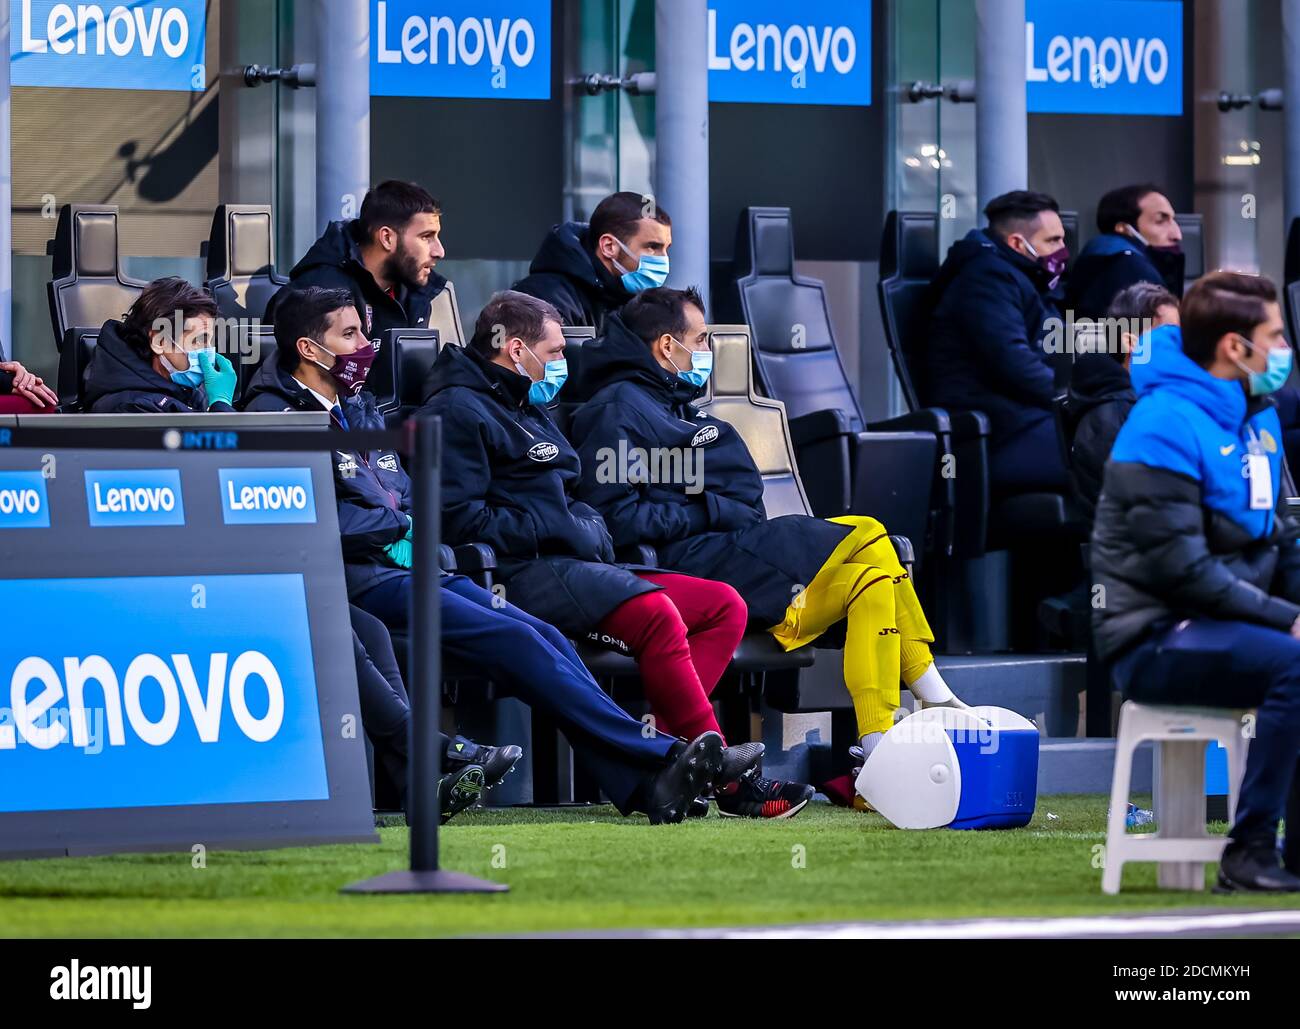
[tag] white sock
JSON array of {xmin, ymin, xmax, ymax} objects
[
  {"xmin": 859, "ymin": 732, "xmax": 885, "ymax": 760},
  {"xmin": 908, "ymin": 663, "xmax": 965, "ymax": 706}
]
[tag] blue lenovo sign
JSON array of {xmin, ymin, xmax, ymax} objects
[
  {"xmin": 1026, "ymin": 0, "xmax": 1182, "ymax": 116},
  {"xmin": 0, "ymin": 574, "xmax": 330, "ymax": 813},
  {"xmin": 85, "ymin": 469, "xmax": 184, "ymax": 527},
  {"xmin": 708, "ymin": 0, "xmax": 871, "ymax": 107},
  {"xmin": 219, "ymin": 467, "xmax": 317, "ymax": 525},
  {"xmin": 370, "ymin": 0, "xmax": 551, "ymax": 100},
  {"xmin": 11, "ymin": 0, "xmax": 207, "ymax": 92},
  {"xmin": 0, "ymin": 470, "xmax": 49, "ymax": 528}
]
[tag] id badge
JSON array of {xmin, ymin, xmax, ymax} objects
[{"xmin": 1247, "ymin": 453, "xmax": 1273, "ymax": 510}]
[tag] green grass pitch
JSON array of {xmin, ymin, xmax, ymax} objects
[{"xmin": 1, "ymin": 795, "xmax": 1294, "ymax": 937}]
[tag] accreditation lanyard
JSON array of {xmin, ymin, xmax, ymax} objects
[{"xmin": 1244, "ymin": 424, "xmax": 1273, "ymax": 511}]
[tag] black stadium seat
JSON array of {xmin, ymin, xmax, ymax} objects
[
  {"xmin": 56, "ymin": 327, "xmax": 99, "ymax": 412},
  {"xmin": 876, "ymin": 211, "xmax": 988, "ymax": 568},
  {"xmin": 720, "ymin": 207, "xmax": 941, "ymax": 565},
  {"xmin": 1175, "ymin": 211, "xmax": 1204, "ymax": 287},
  {"xmin": 375, "ymin": 327, "xmax": 440, "ymax": 422},
  {"xmin": 204, "ymin": 204, "xmax": 289, "ymax": 322},
  {"xmin": 47, "ymin": 203, "xmax": 147, "ymax": 351},
  {"xmin": 551, "ymin": 325, "xmax": 596, "ymax": 433},
  {"xmin": 880, "ymin": 210, "xmax": 1077, "ymax": 650},
  {"xmin": 1285, "ymin": 218, "xmax": 1300, "ymax": 345},
  {"xmin": 235, "ymin": 329, "xmax": 277, "ymax": 403},
  {"xmin": 1059, "ymin": 209, "xmax": 1080, "ymax": 262}
]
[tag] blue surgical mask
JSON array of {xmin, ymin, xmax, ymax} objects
[
  {"xmin": 613, "ymin": 238, "xmax": 670, "ymax": 292},
  {"xmin": 167, "ymin": 349, "xmax": 209, "ymax": 388},
  {"xmin": 1236, "ymin": 336, "xmax": 1293, "ymax": 396},
  {"xmin": 516, "ymin": 345, "xmax": 569, "ymax": 406},
  {"xmin": 668, "ymin": 336, "xmax": 713, "ymax": 388}
]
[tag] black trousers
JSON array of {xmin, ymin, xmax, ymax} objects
[
  {"xmin": 351, "ymin": 573, "xmax": 679, "ymax": 813},
  {"xmin": 1113, "ymin": 617, "xmax": 1300, "ymax": 851}
]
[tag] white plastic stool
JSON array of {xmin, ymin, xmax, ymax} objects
[{"xmin": 1102, "ymin": 701, "xmax": 1249, "ymax": 895}]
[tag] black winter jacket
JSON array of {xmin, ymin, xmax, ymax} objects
[
  {"xmin": 241, "ymin": 359, "xmax": 412, "ymax": 599},
  {"xmin": 83, "ymin": 319, "xmax": 231, "ymax": 414},
  {"xmin": 512, "ymin": 221, "xmax": 634, "ymax": 330},
  {"xmin": 1064, "ymin": 232, "xmax": 1184, "ymax": 322},
  {"xmin": 420, "ymin": 342, "xmax": 658, "ymax": 636},
  {"xmin": 1066, "ymin": 354, "xmax": 1136, "ymax": 523},
  {"xmin": 924, "ymin": 229, "xmax": 1061, "ymax": 443},
  {"xmin": 265, "ymin": 220, "xmax": 449, "ymax": 340},
  {"xmin": 568, "ymin": 314, "xmax": 850, "ymax": 628}
]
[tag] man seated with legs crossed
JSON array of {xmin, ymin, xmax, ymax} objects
[
  {"xmin": 242, "ymin": 286, "xmax": 727, "ymax": 823},
  {"xmin": 566, "ymin": 287, "xmax": 970, "ymax": 778},
  {"xmin": 421, "ymin": 290, "xmax": 812, "ymax": 818}
]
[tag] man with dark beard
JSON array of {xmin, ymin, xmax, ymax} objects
[{"xmin": 265, "ymin": 180, "xmax": 448, "ymax": 339}]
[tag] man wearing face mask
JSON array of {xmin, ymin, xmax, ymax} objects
[
  {"xmin": 925, "ymin": 190, "xmax": 1069, "ymax": 493},
  {"xmin": 1093, "ymin": 271, "xmax": 1300, "ymax": 893},
  {"xmin": 513, "ymin": 191, "xmax": 671, "ymax": 330},
  {"xmin": 569, "ymin": 287, "xmax": 969, "ymax": 802},
  {"xmin": 265, "ymin": 180, "xmax": 448, "ymax": 340},
  {"xmin": 1066, "ymin": 184, "xmax": 1185, "ymax": 322},
  {"xmin": 423, "ymin": 290, "xmax": 815, "ymax": 819},
  {"xmin": 1067, "ymin": 282, "xmax": 1180, "ymax": 526},
  {"xmin": 245, "ymin": 286, "xmax": 738, "ymax": 825},
  {"xmin": 84, "ymin": 276, "xmax": 238, "ymax": 413}
]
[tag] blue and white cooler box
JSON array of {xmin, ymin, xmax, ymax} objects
[{"xmin": 855, "ymin": 706, "xmax": 1040, "ymax": 830}]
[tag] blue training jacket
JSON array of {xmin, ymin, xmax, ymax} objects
[{"xmin": 1112, "ymin": 324, "xmax": 1282, "ymax": 540}]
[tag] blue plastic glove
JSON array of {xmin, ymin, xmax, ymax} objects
[
  {"xmin": 403, "ymin": 514, "xmax": 413, "ymax": 542},
  {"xmin": 198, "ymin": 350, "xmax": 238, "ymax": 408},
  {"xmin": 384, "ymin": 537, "xmax": 413, "ymax": 569}
]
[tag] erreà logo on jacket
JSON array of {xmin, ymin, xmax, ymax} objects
[{"xmin": 528, "ymin": 442, "xmax": 559, "ymax": 462}]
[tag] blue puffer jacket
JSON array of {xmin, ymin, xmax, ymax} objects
[{"xmin": 1091, "ymin": 325, "xmax": 1300, "ymax": 658}]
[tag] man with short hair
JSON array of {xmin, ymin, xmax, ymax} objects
[
  {"xmin": 266, "ymin": 180, "xmax": 448, "ymax": 339},
  {"xmin": 1066, "ymin": 183, "xmax": 1184, "ymax": 321},
  {"xmin": 569, "ymin": 286, "xmax": 967, "ymax": 782},
  {"xmin": 242, "ymin": 286, "xmax": 731, "ymax": 825},
  {"xmin": 925, "ymin": 190, "xmax": 1070, "ymax": 493},
  {"xmin": 1067, "ymin": 281, "xmax": 1180, "ymax": 523},
  {"xmin": 513, "ymin": 191, "xmax": 671, "ymax": 329},
  {"xmin": 422, "ymin": 289, "xmax": 814, "ymax": 819},
  {"xmin": 1093, "ymin": 271, "xmax": 1300, "ymax": 892}
]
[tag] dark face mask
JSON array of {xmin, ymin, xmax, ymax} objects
[
  {"xmin": 1024, "ymin": 239, "xmax": 1070, "ymax": 289},
  {"xmin": 1148, "ymin": 245, "xmax": 1186, "ymax": 295},
  {"xmin": 313, "ymin": 340, "xmax": 378, "ymax": 396},
  {"xmin": 1127, "ymin": 224, "xmax": 1185, "ymax": 294}
]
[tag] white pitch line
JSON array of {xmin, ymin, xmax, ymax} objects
[{"xmin": 628, "ymin": 909, "xmax": 1300, "ymax": 940}]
